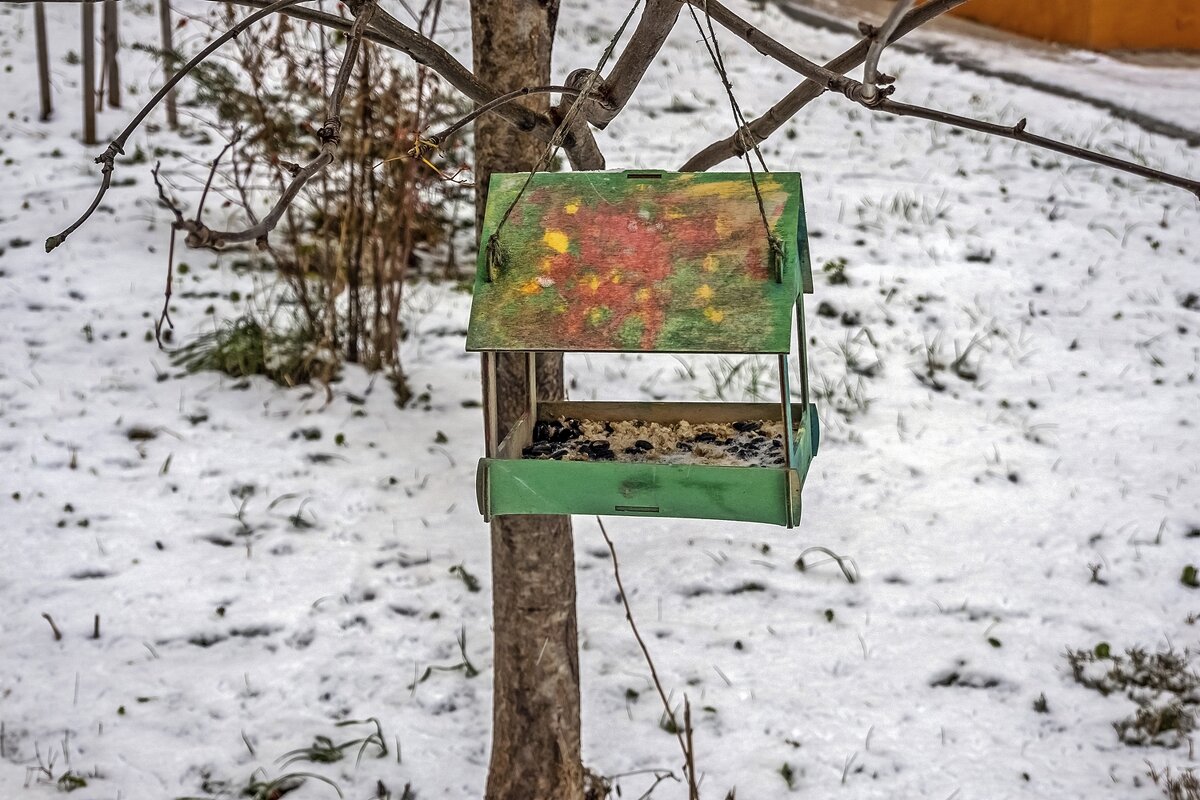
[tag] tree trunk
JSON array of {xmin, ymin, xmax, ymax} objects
[{"xmin": 470, "ymin": 3, "xmax": 584, "ymax": 800}]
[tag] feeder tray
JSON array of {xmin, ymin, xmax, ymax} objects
[{"xmin": 467, "ymin": 170, "xmax": 819, "ymax": 527}]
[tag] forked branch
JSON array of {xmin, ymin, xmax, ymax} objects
[
  {"xmin": 678, "ymin": 0, "xmax": 1200, "ymax": 198},
  {"xmin": 860, "ymin": 0, "xmax": 914, "ymax": 99},
  {"xmin": 681, "ymin": 0, "xmax": 968, "ymax": 170}
]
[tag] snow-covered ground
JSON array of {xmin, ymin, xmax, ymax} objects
[{"xmin": 1, "ymin": 2, "xmax": 1198, "ymax": 798}]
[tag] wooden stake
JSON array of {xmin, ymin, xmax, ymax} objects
[
  {"xmin": 158, "ymin": 0, "xmax": 177, "ymax": 128},
  {"xmin": 103, "ymin": 0, "xmax": 120, "ymax": 109},
  {"xmin": 34, "ymin": 2, "xmax": 51, "ymax": 121},
  {"xmin": 81, "ymin": 1, "xmax": 96, "ymax": 144}
]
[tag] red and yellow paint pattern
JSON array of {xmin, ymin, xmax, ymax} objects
[{"xmin": 467, "ymin": 171, "xmax": 805, "ymax": 353}]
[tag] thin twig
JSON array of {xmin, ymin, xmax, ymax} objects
[
  {"xmin": 194, "ymin": 128, "xmax": 242, "ymax": 223},
  {"xmin": 420, "ymin": 85, "xmax": 581, "ymax": 149},
  {"xmin": 685, "ymin": 0, "xmax": 853, "ymax": 96},
  {"xmin": 41, "ymin": 613, "xmax": 63, "ymax": 641},
  {"xmin": 597, "ymin": 518, "xmax": 699, "ymax": 799},
  {"xmin": 634, "ymin": 771, "xmax": 678, "ymax": 800},
  {"xmin": 155, "ymin": 223, "xmax": 176, "ymax": 347},
  {"xmin": 683, "ymin": 697, "xmax": 698, "ymax": 800}
]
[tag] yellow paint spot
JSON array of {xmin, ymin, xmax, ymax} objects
[
  {"xmin": 714, "ymin": 215, "xmax": 732, "ymax": 238},
  {"xmin": 636, "ymin": 288, "xmax": 651, "ymax": 303},
  {"xmin": 586, "ymin": 274, "xmax": 601, "ymax": 292},
  {"xmin": 610, "ymin": 271, "xmax": 622, "ymax": 284},
  {"xmin": 703, "ymin": 255, "xmax": 719, "ymax": 272},
  {"xmin": 519, "ymin": 280, "xmax": 542, "ymax": 295},
  {"xmin": 564, "ymin": 202, "xmax": 579, "ymax": 215},
  {"xmin": 704, "ymin": 306, "xmax": 725, "ymax": 324},
  {"xmin": 589, "ymin": 308, "xmax": 605, "ymax": 325},
  {"xmin": 540, "ymin": 257, "xmax": 554, "ymax": 273},
  {"xmin": 682, "ymin": 177, "xmax": 782, "ymax": 201},
  {"xmin": 544, "ymin": 230, "xmax": 569, "ymax": 254},
  {"xmin": 695, "ymin": 284, "xmax": 714, "ymax": 301}
]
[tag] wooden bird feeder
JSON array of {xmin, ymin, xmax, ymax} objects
[{"xmin": 467, "ymin": 170, "xmax": 819, "ymax": 527}]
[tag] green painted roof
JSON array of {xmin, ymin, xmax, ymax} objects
[{"xmin": 466, "ymin": 170, "xmax": 812, "ymax": 353}]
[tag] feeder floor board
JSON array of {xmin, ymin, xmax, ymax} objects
[
  {"xmin": 483, "ymin": 458, "xmax": 803, "ymax": 525},
  {"xmin": 477, "ymin": 402, "xmax": 820, "ymax": 527},
  {"xmin": 523, "ymin": 417, "xmax": 787, "ymax": 467}
]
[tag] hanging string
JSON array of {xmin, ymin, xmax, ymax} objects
[
  {"xmin": 687, "ymin": 1, "xmax": 786, "ymax": 283},
  {"xmin": 484, "ymin": 0, "xmax": 644, "ymax": 281}
]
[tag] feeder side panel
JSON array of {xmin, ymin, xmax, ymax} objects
[{"xmin": 796, "ymin": 177, "xmax": 814, "ymax": 295}]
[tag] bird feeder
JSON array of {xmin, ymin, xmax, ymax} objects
[{"xmin": 467, "ymin": 170, "xmax": 819, "ymax": 527}]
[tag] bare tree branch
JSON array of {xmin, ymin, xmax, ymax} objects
[
  {"xmin": 680, "ymin": 0, "xmax": 1199, "ymax": 198},
  {"xmin": 681, "ymin": 0, "xmax": 967, "ymax": 170},
  {"xmin": 685, "ymin": 0, "xmax": 855, "ymax": 97},
  {"xmin": 47, "ymin": 0, "xmax": 1197, "ymax": 258},
  {"xmin": 360, "ymin": 1, "xmax": 604, "ymax": 168},
  {"xmin": 44, "ymin": 0, "xmax": 312, "ymax": 253},
  {"xmin": 48, "ymin": 0, "xmax": 604, "ymax": 254},
  {"xmin": 877, "ymin": 99, "xmax": 1200, "ymax": 198},
  {"xmin": 169, "ymin": 0, "xmax": 378, "ymax": 250},
  {"xmin": 238, "ymin": 0, "xmax": 607, "ymax": 168}
]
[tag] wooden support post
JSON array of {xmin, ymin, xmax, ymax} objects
[
  {"xmin": 158, "ymin": 0, "xmax": 177, "ymax": 128},
  {"xmin": 526, "ymin": 351, "xmax": 538, "ymax": 430},
  {"xmin": 81, "ymin": 1, "xmax": 96, "ymax": 145},
  {"xmin": 103, "ymin": 0, "xmax": 120, "ymax": 109},
  {"xmin": 795, "ymin": 300, "xmax": 810, "ymax": 409},
  {"xmin": 34, "ymin": 2, "xmax": 51, "ymax": 121},
  {"xmin": 778, "ymin": 353, "xmax": 794, "ymax": 469},
  {"xmin": 484, "ymin": 352, "xmax": 498, "ymax": 458}
]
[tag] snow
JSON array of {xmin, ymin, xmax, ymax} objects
[{"xmin": 0, "ymin": 1, "xmax": 1198, "ymax": 798}]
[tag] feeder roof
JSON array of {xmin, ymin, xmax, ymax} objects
[{"xmin": 466, "ymin": 170, "xmax": 812, "ymax": 354}]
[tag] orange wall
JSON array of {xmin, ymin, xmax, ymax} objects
[{"xmin": 950, "ymin": 0, "xmax": 1200, "ymax": 50}]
